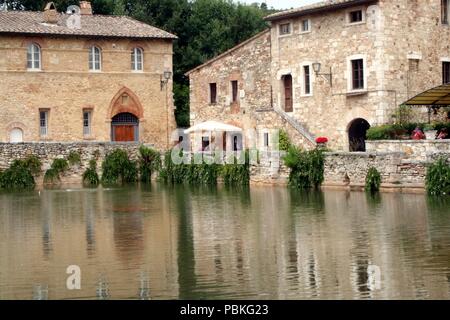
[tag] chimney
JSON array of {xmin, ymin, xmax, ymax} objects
[
  {"xmin": 80, "ymin": 1, "xmax": 92, "ymax": 15},
  {"xmin": 43, "ymin": 2, "xmax": 58, "ymax": 24}
]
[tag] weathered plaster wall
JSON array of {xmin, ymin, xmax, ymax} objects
[{"xmin": 366, "ymin": 140, "xmax": 450, "ymax": 161}]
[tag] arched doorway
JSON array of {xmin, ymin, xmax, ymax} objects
[
  {"xmin": 10, "ymin": 128, "xmax": 23, "ymax": 143},
  {"xmin": 111, "ymin": 113, "xmax": 139, "ymax": 142},
  {"xmin": 348, "ymin": 118, "xmax": 370, "ymax": 152}
]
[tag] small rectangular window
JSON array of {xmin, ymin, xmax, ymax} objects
[
  {"xmin": 443, "ymin": 0, "xmax": 449, "ymax": 24},
  {"xmin": 301, "ymin": 19, "xmax": 310, "ymax": 32},
  {"xmin": 443, "ymin": 62, "xmax": 450, "ymax": 84},
  {"xmin": 83, "ymin": 110, "xmax": 92, "ymax": 136},
  {"xmin": 304, "ymin": 65, "xmax": 311, "ymax": 95},
  {"xmin": 349, "ymin": 10, "xmax": 363, "ymax": 23},
  {"xmin": 39, "ymin": 110, "xmax": 48, "ymax": 137},
  {"xmin": 210, "ymin": 83, "xmax": 217, "ymax": 104},
  {"xmin": 264, "ymin": 133, "xmax": 269, "ymax": 147},
  {"xmin": 279, "ymin": 23, "xmax": 291, "ymax": 35},
  {"xmin": 231, "ymin": 80, "xmax": 238, "ymax": 103},
  {"xmin": 351, "ymin": 59, "xmax": 365, "ymax": 90}
]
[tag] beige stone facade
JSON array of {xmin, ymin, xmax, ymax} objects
[
  {"xmin": 188, "ymin": 0, "xmax": 450, "ymax": 151},
  {"xmin": 0, "ymin": 5, "xmax": 176, "ymax": 150}
]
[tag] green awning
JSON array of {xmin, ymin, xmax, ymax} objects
[{"xmin": 403, "ymin": 83, "xmax": 450, "ymax": 106}]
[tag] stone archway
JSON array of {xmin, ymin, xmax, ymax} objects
[
  {"xmin": 108, "ymin": 87, "xmax": 143, "ymax": 142},
  {"xmin": 108, "ymin": 87, "xmax": 144, "ymax": 120},
  {"xmin": 348, "ymin": 118, "xmax": 371, "ymax": 152}
]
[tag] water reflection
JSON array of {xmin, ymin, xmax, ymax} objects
[{"xmin": 0, "ymin": 186, "xmax": 449, "ymax": 300}]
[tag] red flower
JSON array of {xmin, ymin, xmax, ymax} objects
[{"xmin": 316, "ymin": 137, "xmax": 328, "ymax": 144}]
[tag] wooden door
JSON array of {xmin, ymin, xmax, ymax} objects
[
  {"xmin": 114, "ymin": 125, "xmax": 135, "ymax": 142},
  {"xmin": 284, "ymin": 75, "xmax": 293, "ymax": 112}
]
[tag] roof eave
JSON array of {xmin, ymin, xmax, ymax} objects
[
  {"xmin": 0, "ymin": 30, "xmax": 177, "ymax": 40},
  {"xmin": 265, "ymin": 0, "xmax": 378, "ymax": 22}
]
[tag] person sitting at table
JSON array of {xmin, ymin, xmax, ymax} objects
[{"xmin": 411, "ymin": 127, "xmax": 425, "ymax": 140}]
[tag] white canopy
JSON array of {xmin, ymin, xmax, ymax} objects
[{"xmin": 184, "ymin": 121, "xmax": 243, "ymax": 134}]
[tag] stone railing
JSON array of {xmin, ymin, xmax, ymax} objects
[
  {"xmin": 273, "ymin": 108, "xmax": 317, "ymax": 145},
  {"xmin": 366, "ymin": 140, "xmax": 450, "ymax": 161}
]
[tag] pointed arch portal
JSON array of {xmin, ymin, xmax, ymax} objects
[{"xmin": 109, "ymin": 87, "xmax": 143, "ymax": 142}]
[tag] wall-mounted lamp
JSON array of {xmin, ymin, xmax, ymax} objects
[
  {"xmin": 312, "ymin": 62, "xmax": 332, "ymax": 87},
  {"xmin": 161, "ymin": 70, "xmax": 172, "ymax": 90}
]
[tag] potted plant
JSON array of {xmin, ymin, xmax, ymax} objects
[
  {"xmin": 423, "ymin": 124, "xmax": 437, "ymax": 140},
  {"xmin": 316, "ymin": 137, "xmax": 329, "ymax": 149}
]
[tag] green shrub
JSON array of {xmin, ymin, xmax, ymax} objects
[
  {"xmin": 279, "ymin": 130, "xmax": 291, "ymax": 152},
  {"xmin": 83, "ymin": 160, "xmax": 100, "ymax": 187},
  {"xmin": 101, "ymin": 149, "xmax": 138, "ymax": 185},
  {"xmin": 222, "ymin": 151, "xmax": 250, "ymax": 186},
  {"xmin": 139, "ymin": 146, "xmax": 161, "ymax": 183},
  {"xmin": 426, "ymin": 158, "xmax": 450, "ymax": 196},
  {"xmin": 68, "ymin": 151, "xmax": 82, "ymax": 166},
  {"xmin": 0, "ymin": 160, "xmax": 36, "ymax": 190},
  {"xmin": 365, "ymin": 167, "xmax": 382, "ymax": 193},
  {"xmin": 22, "ymin": 155, "xmax": 42, "ymax": 176},
  {"xmin": 283, "ymin": 147, "xmax": 324, "ymax": 189},
  {"xmin": 44, "ymin": 158, "xmax": 69, "ymax": 183}
]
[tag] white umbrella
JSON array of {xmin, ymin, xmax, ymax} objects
[{"xmin": 184, "ymin": 121, "xmax": 242, "ymax": 134}]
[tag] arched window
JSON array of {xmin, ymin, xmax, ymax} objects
[
  {"xmin": 89, "ymin": 46, "xmax": 102, "ymax": 71},
  {"xmin": 131, "ymin": 47, "xmax": 143, "ymax": 71},
  {"xmin": 10, "ymin": 128, "xmax": 24, "ymax": 143},
  {"xmin": 27, "ymin": 43, "xmax": 41, "ymax": 70}
]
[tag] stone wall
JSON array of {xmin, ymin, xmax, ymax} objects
[
  {"xmin": 0, "ymin": 142, "xmax": 150, "ymax": 185},
  {"xmin": 0, "ymin": 35, "xmax": 176, "ymax": 149},
  {"xmin": 366, "ymin": 140, "xmax": 450, "ymax": 161}
]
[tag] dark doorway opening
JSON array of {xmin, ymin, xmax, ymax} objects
[{"xmin": 348, "ymin": 118, "xmax": 370, "ymax": 152}]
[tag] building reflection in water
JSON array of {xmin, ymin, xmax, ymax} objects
[
  {"xmin": 84, "ymin": 193, "xmax": 96, "ymax": 256},
  {"xmin": 32, "ymin": 284, "xmax": 48, "ymax": 300},
  {"xmin": 138, "ymin": 272, "xmax": 151, "ymax": 300},
  {"xmin": 96, "ymin": 275, "xmax": 110, "ymax": 300},
  {"xmin": 40, "ymin": 192, "xmax": 53, "ymax": 259}
]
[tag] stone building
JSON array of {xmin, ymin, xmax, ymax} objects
[
  {"xmin": 187, "ymin": 0, "xmax": 450, "ymax": 151},
  {"xmin": 0, "ymin": 1, "xmax": 177, "ymax": 150}
]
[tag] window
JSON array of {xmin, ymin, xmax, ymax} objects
[
  {"xmin": 301, "ymin": 19, "xmax": 310, "ymax": 33},
  {"xmin": 39, "ymin": 110, "xmax": 48, "ymax": 137},
  {"xmin": 27, "ymin": 43, "xmax": 41, "ymax": 70},
  {"xmin": 443, "ymin": 0, "xmax": 449, "ymax": 24},
  {"xmin": 89, "ymin": 46, "xmax": 101, "ymax": 71},
  {"xmin": 443, "ymin": 62, "xmax": 450, "ymax": 84},
  {"xmin": 279, "ymin": 23, "xmax": 291, "ymax": 35},
  {"xmin": 282, "ymin": 75, "xmax": 293, "ymax": 112},
  {"xmin": 83, "ymin": 110, "xmax": 92, "ymax": 136},
  {"xmin": 304, "ymin": 65, "xmax": 311, "ymax": 95},
  {"xmin": 351, "ymin": 59, "xmax": 364, "ymax": 90},
  {"xmin": 202, "ymin": 136, "xmax": 210, "ymax": 151},
  {"xmin": 210, "ymin": 83, "xmax": 217, "ymax": 104},
  {"xmin": 231, "ymin": 80, "xmax": 239, "ymax": 103},
  {"xmin": 131, "ymin": 47, "xmax": 143, "ymax": 71},
  {"xmin": 349, "ymin": 10, "xmax": 363, "ymax": 23},
  {"xmin": 264, "ymin": 132, "xmax": 269, "ymax": 148}
]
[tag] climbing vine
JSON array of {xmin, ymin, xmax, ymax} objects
[
  {"xmin": 83, "ymin": 160, "xmax": 100, "ymax": 187},
  {"xmin": 101, "ymin": 149, "xmax": 138, "ymax": 185},
  {"xmin": 139, "ymin": 146, "xmax": 161, "ymax": 183},
  {"xmin": 0, "ymin": 155, "xmax": 42, "ymax": 190},
  {"xmin": 365, "ymin": 167, "xmax": 382, "ymax": 194}
]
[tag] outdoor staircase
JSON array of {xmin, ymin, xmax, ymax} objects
[{"xmin": 274, "ymin": 108, "xmax": 317, "ymax": 146}]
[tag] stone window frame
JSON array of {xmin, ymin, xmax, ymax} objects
[
  {"xmin": 300, "ymin": 62, "xmax": 314, "ymax": 97},
  {"xmin": 345, "ymin": 6, "xmax": 367, "ymax": 26},
  {"xmin": 442, "ymin": 0, "xmax": 450, "ymax": 25},
  {"xmin": 209, "ymin": 82, "xmax": 218, "ymax": 105},
  {"xmin": 441, "ymin": 57, "xmax": 450, "ymax": 84},
  {"xmin": 83, "ymin": 108, "xmax": 94, "ymax": 139},
  {"xmin": 131, "ymin": 47, "xmax": 144, "ymax": 72},
  {"xmin": 89, "ymin": 46, "xmax": 102, "ymax": 72},
  {"xmin": 230, "ymin": 80, "xmax": 239, "ymax": 104},
  {"xmin": 299, "ymin": 19, "xmax": 312, "ymax": 34},
  {"xmin": 27, "ymin": 42, "xmax": 42, "ymax": 71},
  {"xmin": 276, "ymin": 69, "xmax": 295, "ymax": 113},
  {"xmin": 39, "ymin": 108, "xmax": 50, "ymax": 139},
  {"xmin": 278, "ymin": 21, "xmax": 293, "ymax": 37},
  {"xmin": 346, "ymin": 54, "xmax": 368, "ymax": 94},
  {"xmin": 5, "ymin": 122, "xmax": 27, "ymax": 143}
]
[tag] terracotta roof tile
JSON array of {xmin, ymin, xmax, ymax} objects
[
  {"xmin": 0, "ymin": 10, "xmax": 177, "ymax": 39},
  {"xmin": 265, "ymin": 0, "xmax": 377, "ymax": 21}
]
